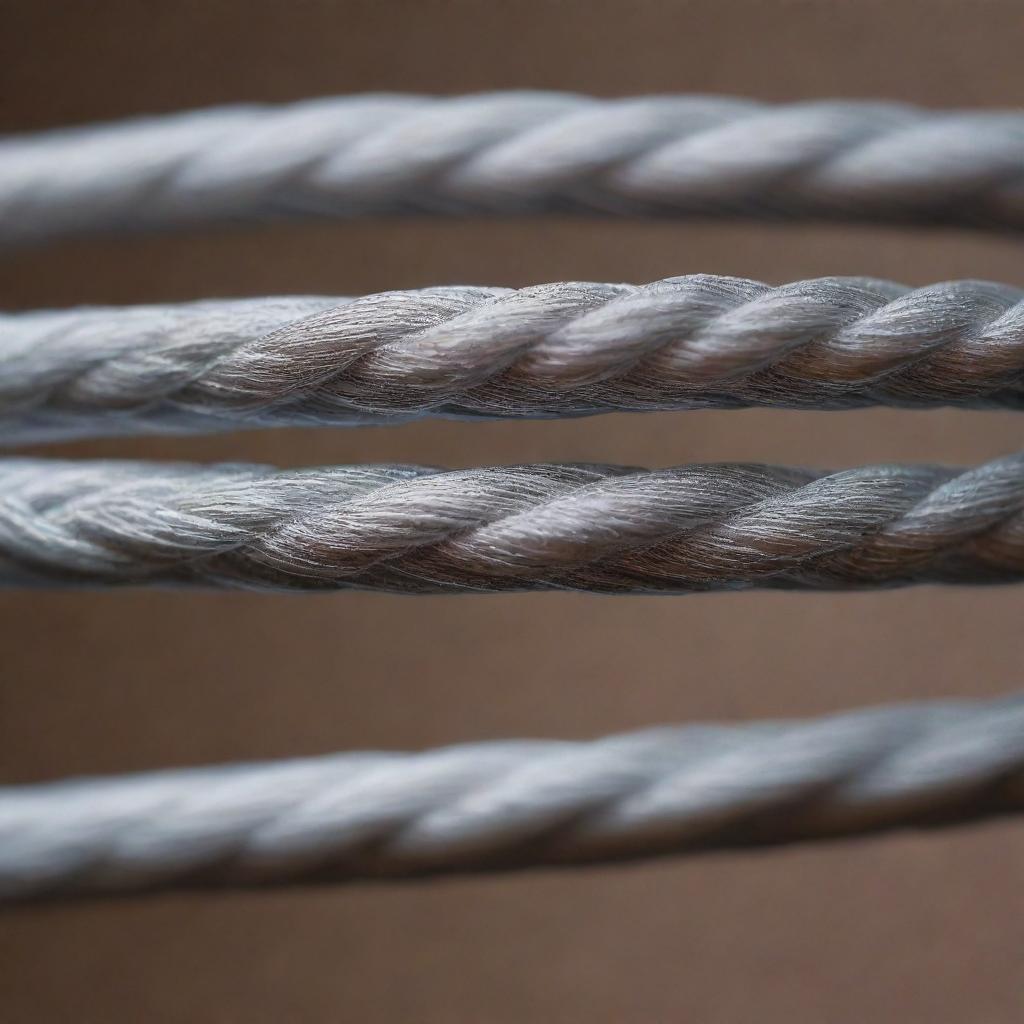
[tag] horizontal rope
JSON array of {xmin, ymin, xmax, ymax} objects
[
  {"xmin": 4, "ymin": 93, "xmax": 1024, "ymax": 244},
  {"xmin": 3, "ymin": 694, "xmax": 1022, "ymax": 902},
  {"xmin": 3, "ymin": 454, "xmax": 1024, "ymax": 592},
  {"xmin": 7, "ymin": 276, "xmax": 1024, "ymax": 443}
]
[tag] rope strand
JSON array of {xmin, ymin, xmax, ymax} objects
[
  {"xmin": 6, "ymin": 276, "xmax": 1024, "ymax": 443},
  {"xmin": 3, "ymin": 454, "xmax": 1024, "ymax": 592},
  {"xmin": 4, "ymin": 93, "xmax": 1024, "ymax": 245},
  {"xmin": 3, "ymin": 694, "xmax": 1021, "ymax": 902}
]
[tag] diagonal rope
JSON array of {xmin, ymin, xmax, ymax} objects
[{"xmin": 2, "ymin": 694, "xmax": 1022, "ymax": 902}]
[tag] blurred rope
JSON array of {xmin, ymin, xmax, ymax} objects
[
  {"xmin": 4, "ymin": 93, "xmax": 1024, "ymax": 244},
  {"xmin": 6, "ymin": 275, "xmax": 1024, "ymax": 444},
  {"xmin": 2, "ymin": 694, "xmax": 1022, "ymax": 902},
  {"xmin": 3, "ymin": 453, "xmax": 1024, "ymax": 592}
]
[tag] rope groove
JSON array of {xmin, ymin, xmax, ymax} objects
[
  {"xmin": 4, "ymin": 93, "xmax": 1024, "ymax": 244},
  {"xmin": 7, "ymin": 276, "xmax": 1024, "ymax": 443},
  {"xmin": 2, "ymin": 694, "xmax": 1021, "ymax": 901},
  {"xmin": 3, "ymin": 454, "xmax": 1024, "ymax": 592}
]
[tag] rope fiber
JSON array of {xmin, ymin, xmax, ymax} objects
[
  {"xmin": 3, "ymin": 694, "xmax": 1021, "ymax": 902},
  {"xmin": 4, "ymin": 453, "xmax": 1024, "ymax": 592},
  {"xmin": 4, "ymin": 93, "xmax": 1024, "ymax": 244},
  {"xmin": 7, "ymin": 275, "xmax": 1024, "ymax": 443}
]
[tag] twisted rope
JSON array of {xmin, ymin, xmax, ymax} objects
[
  {"xmin": 3, "ymin": 694, "xmax": 1022, "ymax": 902},
  {"xmin": 4, "ymin": 454, "xmax": 1024, "ymax": 592},
  {"xmin": 7, "ymin": 276, "xmax": 1024, "ymax": 443},
  {"xmin": 4, "ymin": 93, "xmax": 1024, "ymax": 244}
]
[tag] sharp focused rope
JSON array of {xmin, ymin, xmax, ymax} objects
[
  {"xmin": 4, "ymin": 93, "xmax": 1024, "ymax": 245},
  {"xmin": 3, "ymin": 694, "xmax": 1022, "ymax": 902},
  {"xmin": 4, "ymin": 454, "xmax": 1024, "ymax": 592},
  {"xmin": 7, "ymin": 275, "xmax": 1024, "ymax": 444}
]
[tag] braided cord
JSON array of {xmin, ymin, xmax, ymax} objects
[
  {"xmin": 9, "ymin": 94, "xmax": 1024, "ymax": 905},
  {"xmin": 4, "ymin": 93, "xmax": 1024, "ymax": 244},
  {"xmin": 3, "ymin": 694, "xmax": 1022, "ymax": 902},
  {"xmin": 7, "ymin": 276, "xmax": 1024, "ymax": 443},
  {"xmin": 3, "ymin": 454, "xmax": 1024, "ymax": 592}
]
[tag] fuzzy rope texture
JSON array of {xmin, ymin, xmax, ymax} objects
[
  {"xmin": 4, "ymin": 93, "xmax": 1024, "ymax": 245},
  {"xmin": 3, "ymin": 454, "xmax": 1024, "ymax": 592},
  {"xmin": 7, "ymin": 276, "xmax": 1024, "ymax": 444},
  {"xmin": 2, "ymin": 694, "xmax": 1022, "ymax": 902}
]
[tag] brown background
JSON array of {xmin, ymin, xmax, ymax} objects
[{"xmin": 2, "ymin": 2, "xmax": 1023, "ymax": 1020}]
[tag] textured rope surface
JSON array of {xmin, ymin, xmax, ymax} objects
[
  {"xmin": 4, "ymin": 454, "xmax": 1024, "ymax": 592},
  {"xmin": 8, "ymin": 276, "xmax": 1024, "ymax": 443},
  {"xmin": 3, "ymin": 694, "xmax": 1022, "ymax": 902},
  {"xmin": 4, "ymin": 93, "xmax": 1024, "ymax": 244}
]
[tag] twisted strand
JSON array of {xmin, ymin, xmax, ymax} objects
[
  {"xmin": 4, "ymin": 454, "xmax": 1024, "ymax": 592},
  {"xmin": 2, "ymin": 694, "xmax": 1022, "ymax": 902},
  {"xmin": 4, "ymin": 93, "xmax": 1024, "ymax": 245},
  {"xmin": 7, "ymin": 276, "xmax": 1024, "ymax": 444}
]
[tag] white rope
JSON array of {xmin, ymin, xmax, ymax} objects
[
  {"xmin": 6, "ymin": 275, "xmax": 1024, "ymax": 444},
  {"xmin": 3, "ymin": 454, "xmax": 1024, "ymax": 592},
  {"xmin": 3, "ymin": 694, "xmax": 1021, "ymax": 902},
  {"xmin": 4, "ymin": 93, "xmax": 1024, "ymax": 244},
  {"xmin": 9, "ymin": 92, "xmax": 1024, "ymax": 910}
]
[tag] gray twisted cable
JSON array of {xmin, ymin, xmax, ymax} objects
[
  {"xmin": 2, "ymin": 694, "xmax": 1022, "ymax": 902},
  {"xmin": 7, "ymin": 275, "xmax": 1024, "ymax": 444},
  {"xmin": 4, "ymin": 93, "xmax": 1024, "ymax": 245},
  {"xmin": 4, "ymin": 453, "xmax": 1024, "ymax": 592}
]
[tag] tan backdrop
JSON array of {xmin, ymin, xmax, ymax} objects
[{"xmin": 2, "ymin": 2, "xmax": 1023, "ymax": 1020}]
